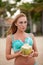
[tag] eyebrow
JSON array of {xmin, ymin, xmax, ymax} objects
[{"xmin": 19, "ymin": 21, "xmax": 27, "ymax": 22}]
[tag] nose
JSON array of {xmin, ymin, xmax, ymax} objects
[
  {"xmin": 22, "ymin": 22, "xmax": 27, "ymax": 26},
  {"xmin": 22, "ymin": 25, "xmax": 26, "ymax": 29},
  {"xmin": 22, "ymin": 24, "xmax": 25, "ymax": 27}
]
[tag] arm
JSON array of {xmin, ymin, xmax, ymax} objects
[
  {"xmin": 6, "ymin": 35, "xmax": 21, "ymax": 60},
  {"xmin": 31, "ymin": 33, "xmax": 38, "ymax": 57}
]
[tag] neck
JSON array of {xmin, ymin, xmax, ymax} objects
[{"xmin": 16, "ymin": 30, "xmax": 25, "ymax": 35}]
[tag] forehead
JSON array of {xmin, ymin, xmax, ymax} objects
[{"xmin": 17, "ymin": 16, "xmax": 27, "ymax": 22}]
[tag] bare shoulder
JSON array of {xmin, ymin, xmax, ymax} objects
[
  {"xmin": 6, "ymin": 34, "xmax": 12, "ymax": 42},
  {"xmin": 30, "ymin": 33, "xmax": 35, "ymax": 37},
  {"xmin": 25, "ymin": 32, "xmax": 35, "ymax": 38}
]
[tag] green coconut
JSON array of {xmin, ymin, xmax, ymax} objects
[{"xmin": 21, "ymin": 44, "xmax": 32, "ymax": 55}]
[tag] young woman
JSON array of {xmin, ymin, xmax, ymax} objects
[{"xmin": 6, "ymin": 13, "xmax": 38, "ymax": 65}]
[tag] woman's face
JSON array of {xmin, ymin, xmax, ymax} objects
[{"xmin": 15, "ymin": 16, "xmax": 27, "ymax": 32}]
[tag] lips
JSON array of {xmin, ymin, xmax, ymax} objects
[
  {"xmin": 23, "ymin": 28, "xmax": 24, "ymax": 29},
  {"xmin": 22, "ymin": 27, "xmax": 25, "ymax": 29},
  {"xmin": 22, "ymin": 28, "xmax": 24, "ymax": 29}
]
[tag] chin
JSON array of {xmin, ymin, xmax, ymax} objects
[
  {"xmin": 19, "ymin": 28, "xmax": 26, "ymax": 32},
  {"xmin": 20, "ymin": 30, "xmax": 25, "ymax": 32}
]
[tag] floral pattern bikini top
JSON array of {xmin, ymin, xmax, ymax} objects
[{"xmin": 11, "ymin": 34, "xmax": 33, "ymax": 52}]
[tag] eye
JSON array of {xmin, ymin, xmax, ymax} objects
[
  {"xmin": 19, "ymin": 21, "xmax": 27, "ymax": 24},
  {"xmin": 19, "ymin": 21, "xmax": 23, "ymax": 24},
  {"xmin": 24, "ymin": 21, "xmax": 27, "ymax": 23}
]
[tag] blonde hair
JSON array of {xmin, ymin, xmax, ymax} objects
[{"xmin": 7, "ymin": 13, "xmax": 27, "ymax": 35}]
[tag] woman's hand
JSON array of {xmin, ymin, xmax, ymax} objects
[
  {"xmin": 28, "ymin": 50, "xmax": 34, "ymax": 58},
  {"xmin": 16, "ymin": 50, "xmax": 22, "ymax": 55},
  {"xmin": 28, "ymin": 50, "xmax": 38, "ymax": 57},
  {"xmin": 20, "ymin": 53, "xmax": 28, "ymax": 58},
  {"xmin": 20, "ymin": 50, "xmax": 34, "ymax": 58}
]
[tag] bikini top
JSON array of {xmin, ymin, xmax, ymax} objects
[{"xmin": 11, "ymin": 34, "xmax": 33, "ymax": 52}]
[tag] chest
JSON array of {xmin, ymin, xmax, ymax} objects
[
  {"xmin": 14, "ymin": 35, "xmax": 27, "ymax": 43},
  {"xmin": 12, "ymin": 37, "xmax": 33, "ymax": 49},
  {"xmin": 11, "ymin": 34, "xmax": 33, "ymax": 52}
]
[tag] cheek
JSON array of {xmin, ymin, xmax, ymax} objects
[
  {"xmin": 25, "ymin": 24, "xmax": 27, "ymax": 28},
  {"xmin": 17, "ymin": 24, "xmax": 22, "ymax": 28},
  {"xmin": 17, "ymin": 23, "xmax": 27, "ymax": 29},
  {"xmin": 24, "ymin": 25, "xmax": 27, "ymax": 30}
]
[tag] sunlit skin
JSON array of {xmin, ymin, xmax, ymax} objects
[
  {"xmin": 15, "ymin": 16, "xmax": 27, "ymax": 32},
  {"xmin": 6, "ymin": 16, "xmax": 38, "ymax": 65},
  {"xmin": 14, "ymin": 16, "xmax": 28, "ymax": 40}
]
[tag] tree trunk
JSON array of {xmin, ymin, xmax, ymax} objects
[
  {"xmin": 42, "ymin": 11, "xmax": 43, "ymax": 35},
  {"xmin": 28, "ymin": 12, "xmax": 33, "ymax": 33}
]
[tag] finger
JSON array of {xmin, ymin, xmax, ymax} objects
[
  {"xmin": 31, "ymin": 50, "xmax": 34, "ymax": 53},
  {"xmin": 20, "ymin": 54, "xmax": 28, "ymax": 57},
  {"xmin": 19, "ymin": 50, "xmax": 22, "ymax": 53},
  {"xmin": 29, "ymin": 53, "xmax": 34, "ymax": 57}
]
